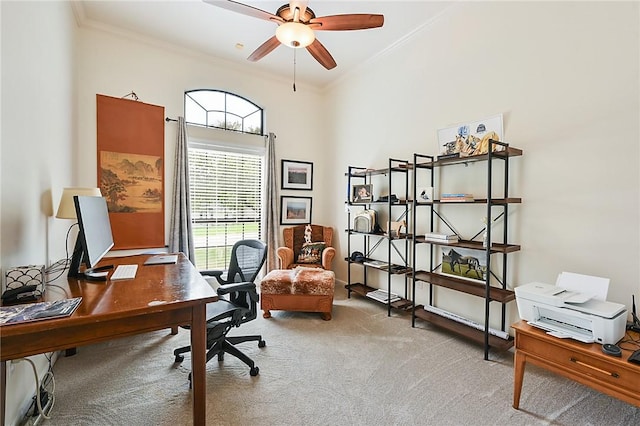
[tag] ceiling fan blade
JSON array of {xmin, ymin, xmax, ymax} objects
[
  {"xmin": 309, "ymin": 14, "xmax": 384, "ymax": 31},
  {"xmin": 247, "ymin": 36, "xmax": 281, "ymax": 62},
  {"xmin": 203, "ymin": 0, "xmax": 284, "ymax": 24},
  {"xmin": 306, "ymin": 39, "xmax": 337, "ymax": 70}
]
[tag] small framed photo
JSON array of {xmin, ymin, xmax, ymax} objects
[
  {"xmin": 352, "ymin": 184, "xmax": 373, "ymax": 203},
  {"xmin": 280, "ymin": 196, "xmax": 312, "ymax": 225},
  {"xmin": 281, "ymin": 159, "xmax": 313, "ymax": 190}
]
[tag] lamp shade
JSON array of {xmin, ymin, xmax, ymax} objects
[
  {"xmin": 56, "ymin": 187, "xmax": 102, "ymax": 219},
  {"xmin": 276, "ymin": 22, "xmax": 315, "ymax": 48}
]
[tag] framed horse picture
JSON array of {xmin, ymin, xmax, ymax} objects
[{"xmin": 440, "ymin": 247, "xmax": 487, "ymax": 283}]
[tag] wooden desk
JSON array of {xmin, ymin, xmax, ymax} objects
[
  {"xmin": 1, "ymin": 254, "xmax": 217, "ymax": 425},
  {"xmin": 512, "ymin": 320, "xmax": 640, "ymax": 409}
]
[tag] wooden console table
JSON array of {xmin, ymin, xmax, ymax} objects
[
  {"xmin": 512, "ymin": 320, "xmax": 640, "ymax": 409},
  {"xmin": 1, "ymin": 254, "xmax": 217, "ymax": 425}
]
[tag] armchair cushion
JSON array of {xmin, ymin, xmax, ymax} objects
[
  {"xmin": 277, "ymin": 224, "xmax": 335, "ymax": 270},
  {"xmin": 297, "ymin": 242, "xmax": 326, "ymax": 264}
]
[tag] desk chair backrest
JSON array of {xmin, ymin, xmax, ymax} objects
[{"xmin": 227, "ymin": 239, "xmax": 267, "ymax": 284}]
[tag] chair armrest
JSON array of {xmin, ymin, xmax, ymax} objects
[
  {"xmin": 276, "ymin": 247, "xmax": 294, "ymax": 269},
  {"xmin": 217, "ymin": 281, "xmax": 256, "ymax": 295},
  {"xmin": 200, "ymin": 269, "xmax": 226, "ymax": 285},
  {"xmin": 322, "ymin": 247, "xmax": 336, "ymax": 270},
  {"xmin": 200, "ymin": 270, "xmax": 223, "ymax": 277}
]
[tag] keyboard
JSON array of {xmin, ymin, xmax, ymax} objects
[{"xmin": 110, "ymin": 264, "xmax": 138, "ymax": 281}]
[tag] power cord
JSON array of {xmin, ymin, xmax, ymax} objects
[
  {"xmin": 45, "ymin": 223, "xmax": 77, "ymax": 284},
  {"xmin": 12, "ymin": 358, "xmax": 55, "ymax": 420}
]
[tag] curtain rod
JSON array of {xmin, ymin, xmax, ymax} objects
[{"xmin": 165, "ymin": 117, "xmax": 178, "ymax": 122}]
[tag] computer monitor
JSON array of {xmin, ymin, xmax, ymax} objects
[{"xmin": 68, "ymin": 195, "xmax": 114, "ymax": 278}]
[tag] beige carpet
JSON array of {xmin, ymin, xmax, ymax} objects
[{"xmin": 42, "ymin": 286, "xmax": 639, "ymax": 425}]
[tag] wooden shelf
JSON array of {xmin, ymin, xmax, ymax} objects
[
  {"xmin": 347, "ymin": 200, "xmax": 412, "ymax": 206},
  {"xmin": 435, "ymin": 197, "xmax": 522, "ymax": 204},
  {"xmin": 345, "ymin": 283, "xmax": 413, "ymax": 310},
  {"xmin": 412, "ymin": 146, "xmax": 523, "ymax": 169},
  {"xmin": 343, "ymin": 259, "xmax": 412, "ymax": 275},
  {"xmin": 414, "ymin": 307, "xmax": 514, "ymax": 351},
  {"xmin": 414, "ymin": 238, "xmax": 521, "ymax": 254},
  {"xmin": 347, "ymin": 165, "xmax": 410, "ymax": 177},
  {"xmin": 411, "ymin": 271, "xmax": 515, "ymax": 303},
  {"xmin": 346, "ymin": 230, "xmax": 414, "ymax": 240}
]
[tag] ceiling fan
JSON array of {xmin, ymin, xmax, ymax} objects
[{"xmin": 204, "ymin": 0, "xmax": 384, "ymax": 70}]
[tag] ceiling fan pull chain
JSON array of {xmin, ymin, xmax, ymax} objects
[{"xmin": 293, "ymin": 48, "xmax": 297, "ymax": 92}]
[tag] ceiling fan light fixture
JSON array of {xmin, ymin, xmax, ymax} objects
[{"xmin": 276, "ymin": 22, "xmax": 315, "ymax": 48}]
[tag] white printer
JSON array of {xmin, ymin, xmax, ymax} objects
[{"xmin": 515, "ymin": 281, "xmax": 627, "ymax": 345}]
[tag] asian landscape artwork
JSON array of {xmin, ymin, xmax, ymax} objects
[{"xmin": 100, "ymin": 151, "xmax": 163, "ymax": 213}]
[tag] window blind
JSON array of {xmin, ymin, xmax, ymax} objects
[{"xmin": 189, "ymin": 147, "xmax": 263, "ymax": 270}]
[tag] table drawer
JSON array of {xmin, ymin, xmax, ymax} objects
[{"xmin": 518, "ymin": 335, "xmax": 637, "ymax": 391}]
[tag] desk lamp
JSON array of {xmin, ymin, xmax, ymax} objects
[{"xmin": 56, "ymin": 187, "xmax": 102, "ymax": 220}]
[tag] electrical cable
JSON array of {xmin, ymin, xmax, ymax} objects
[
  {"xmin": 13, "ymin": 358, "xmax": 55, "ymax": 420},
  {"xmin": 45, "ymin": 223, "xmax": 77, "ymax": 283}
]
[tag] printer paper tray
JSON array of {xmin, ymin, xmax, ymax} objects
[{"xmin": 527, "ymin": 320, "xmax": 594, "ymax": 344}]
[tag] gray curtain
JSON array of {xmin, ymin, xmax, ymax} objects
[
  {"xmin": 168, "ymin": 116, "xmax": 195, "ymax": 262},
  {"xmin": 265, "ymin": 132, "xmax": 279, "ymax": 271}
]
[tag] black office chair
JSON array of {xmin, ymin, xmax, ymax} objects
[{"xmin": 174, "ymin": 239, "xmax": 267, "ymax": 379}]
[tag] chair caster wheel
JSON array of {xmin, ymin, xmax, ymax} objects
[
  {"xmin": 175, "ymin": 354, "xmax": 184, "ymax": 363},
  {"xmin": 258, "ymin": 340, "xmax": 266, "ymax": 348},
  {"xmin": 250, "ymin": 366, "xmax": 259, "ymax": 376}
]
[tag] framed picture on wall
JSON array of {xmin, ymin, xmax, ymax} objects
[
  {"xmin": 280, "ymin": 196, "xmax": 312, "ymax": 225},
  {"xmin": 281, "ymin": 159, "xmax": 313, "ymax": 190}
]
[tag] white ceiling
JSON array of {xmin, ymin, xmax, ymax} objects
[{"xmin": 75, "ymin": 1, "xmax": 453, "ymax": 90}]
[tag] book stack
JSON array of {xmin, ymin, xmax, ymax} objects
[
  {"xmin": 440, "ymin": 193, "xmax": 474, "ymax": 202},
  {"xmin": 425, "ymin": 232, "xmax": 459, "ymax": 244},
  {"xmin": 363, "ymin": 259, "xmax": 389, "ymax": 269},
  {"xmin": 365, "ymin": 289, "xmax": 401, "ymax": 303}
]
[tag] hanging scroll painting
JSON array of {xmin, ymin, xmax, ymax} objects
[{"xmin": 96, "ymin": 94, "xmax": 165, "ymax": 249}]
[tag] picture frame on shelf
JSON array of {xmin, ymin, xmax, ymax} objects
[
  {"xmin": 280, "ymin": 196, "xmax": 312, "ymax": 225},
  {"xmin": 440, "ymin": 247, "xmax": 487, "ymax": 283},
  {"xmin": 281, "ymin": 159, "xmax": 313, "ymax": 190},
  {"xmin": 351, "ymin": 184, "xmax": 373, "ymax": 203}
]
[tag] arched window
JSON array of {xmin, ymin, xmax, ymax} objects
[
  {"xmin": 184, "ymin": 90, "xmax": 265, "ymax": 270},
  {"xmin": 185, "ymin": 89, "xmax": 263, "ymax": 135}
]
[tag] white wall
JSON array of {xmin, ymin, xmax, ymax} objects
[
  {"xmin": 326, "ymin": 1, "xmax": 640, "ymax": 328},
  {"xmin": 74, "ymin": 26, "xmax": 331, "ymax": 236},
  {"xmin": 1, "ymin": 1, "xmax": 78, "ymax": 424}
]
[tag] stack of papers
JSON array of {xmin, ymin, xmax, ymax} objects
[
  {"xmin": 425, "ymin": 232, "xmax": 459, "ymax": 243},
  {"xmin": 366, "ymin": 289, "xmax": 401, "ymax": 303},
  {"xmin": 363, "ymin": 260, "xmax": 389, "ymax": 269},
  {"xmin": 0, "ymin": 297, "xmax": 82, "ymax": 326}
]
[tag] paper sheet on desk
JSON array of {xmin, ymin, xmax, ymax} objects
[{"xmin": 556, "ymin": 272, "xmax": 609, "ymax": 302}]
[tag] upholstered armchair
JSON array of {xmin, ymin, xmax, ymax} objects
[{"xmin": 276, "ymin": 224, "xmax": 336, "ymax": 270}]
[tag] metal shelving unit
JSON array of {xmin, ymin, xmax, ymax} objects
[
  {"xmin": 410, "ymin": 141, "xmax": 523, "ymax": 359},
  {"xmin": 345, "ymin": 159, "xmax": 413, "ymax": 316}
]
